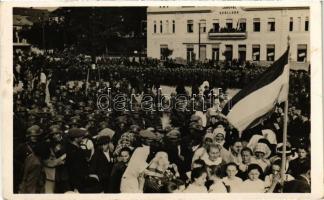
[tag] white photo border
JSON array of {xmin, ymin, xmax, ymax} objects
[{"xmin": 1, "ymin": 1, "xmax": 323, "ymax": 200}]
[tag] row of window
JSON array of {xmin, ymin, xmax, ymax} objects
[
  {"xmin": 160, "ymin": 44, "xmax": 307, "ymax": 62},
  {"xmin": 153, "ymin": 20, "xmax": 176, "ymax": 34},
  {"xmin": 153, "ymin": 17, "xmax": 309, "ymax": 34}
]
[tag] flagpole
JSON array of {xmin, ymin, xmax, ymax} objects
[{"xmin": 280, "ymin": 36, "xmax": 291, "ymax": 186}]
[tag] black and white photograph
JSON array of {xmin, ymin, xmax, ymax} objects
[{"xmin": 1, "ymin": 1, "xmax": 323, "ymax": 199}]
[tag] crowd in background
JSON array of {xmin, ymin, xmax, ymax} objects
[{"xmin": 13, "ymin": 49, "xmax": 310, "ymax": 193}]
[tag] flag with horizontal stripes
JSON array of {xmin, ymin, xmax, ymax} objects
[{"xmin": 222, "ymin": 48, "xmax": 290, "ymax": 132}]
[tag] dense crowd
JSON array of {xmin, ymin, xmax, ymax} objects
[{"xmin": 13, "ymin": 49, "xmax": 310, "ymax": 193}]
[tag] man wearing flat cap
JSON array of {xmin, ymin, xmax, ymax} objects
[
  {"xmin": 65, "ymin": 128, "xmax": 89, "ymax": 192},
  {"xmin": 17, "ymin": 125, "xmax": 48, "ymax": 193}
]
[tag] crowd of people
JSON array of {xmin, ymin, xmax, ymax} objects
[{"xmin": 13, "ymin": 49, "xmax": 310, "ymax": 193}]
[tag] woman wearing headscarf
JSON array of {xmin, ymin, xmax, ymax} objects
[
  {"xmin": 191, "ymin": 132, "xmax": 215, "ymax": 165},
  {"xmin": 253, "ymin": 142, "xmax": 271, "ymax": 173}
]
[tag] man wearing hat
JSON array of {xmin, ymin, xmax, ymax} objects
[
  {"xmin": 52, "ymin": 115, "xmax": 65, "ymax": 130},
  {"xmin": 89, "ymin": 135, "xmax": 114, "ymax": 192},
  {"xmin": 65, "ymin": 128, "xmax": 89, "ymax": 192},
  {"xmin": 84, "ymin": 114, "xmax": 97, "ymax": 136},
  {"xmin": 68, "ymin": 116, "xmax": 80, "ymax": 129},
  {"xmin": 180, "ymin": 121, "xmax": 204, "ymax": 173},
  {"xmin": 45, "ymin": 125, "xmax": 69, "ymax": 193},
  {"xmin": 17, "ymin": 126, "xmax": 47, "ymax": 193},
  {"xmin": 26, "ymin": 125, "xmax": 44, "ymax": 149}
]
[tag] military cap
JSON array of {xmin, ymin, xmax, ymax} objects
[
  {"xmin": 166, "ymin": 128, "xmax": 181, "ymax": 139},
  {"xmin": 139, "ymin": 129, "xmax": 158, "ymax": 140},
  {"xmin": 99, "ymin": 121, "xmax": 109, "ymax": 129},
  {"xmin": 74, "ymin": 109, "xmax": 83, "ymax": 115},
  {"xmin": 26, "ymin": 125, "xmax": 43, "ymax": 137},
  {"xmin": 84, "ymin": 107, "xmax": 93, "ymax": 112},
  {"xmin": 78, "ymin": 101, "xmax": 86, "ymax": 108},
  {"xmin": 69, "ymin": 117, "xmax": 80, "ymax": 125},
  {"xmin": 116, "ymin": 116, "xmax": 128, "ymax": 124},
  {"xmin": 53, "ymin": 115, "xmax": 64, "ymax": 122},
  {"xmin": 87, "ymin": 114, "xmax": 96, "ymax": 121},
  {"xmin": 49, "ymin": 125, "xmax": 62, "ymax": 135}
]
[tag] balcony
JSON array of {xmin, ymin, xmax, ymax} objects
[{"xmin": 208, "ymin": 28, "xmax": 247, "ymax": 40}]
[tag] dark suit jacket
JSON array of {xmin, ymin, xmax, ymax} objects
[
  {"xmin": 18, "ymin": 152, "xmax": 45, "ymax": 193},
  {"xmin": 283, "ymin": 175, "xmax": 311, "ymax": 193},
  {"xmin": 108, "ymin": 162, "xmax": 127, "ymax": 193},
  {"xmin": 89, "ymin": 149, "xmax": 114, "ymax": 192},
  {"xmin": 66, "ymin": 142, "xmax": 89, "ymax": 192}
]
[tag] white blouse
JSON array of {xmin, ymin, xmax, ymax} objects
[
  {"xmin": 183, "ymin": 184, "xmax": 208, "ymax": 193},
  {"xmin": 242, "ymin": 179, "xmax": 266, "ymax": 193}
]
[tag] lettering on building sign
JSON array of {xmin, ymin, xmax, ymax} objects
[{"xmin": 220, "ymin": 6, "xmax": 239, "ymax": 15}]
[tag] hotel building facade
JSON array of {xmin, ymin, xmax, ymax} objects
[{"xmin": 147, "ymin": 7, "xmax": 310, "ymax": 69}]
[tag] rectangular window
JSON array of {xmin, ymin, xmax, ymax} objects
[
  {"xmin": 267, "ymin": 44, "xmax": 275, "ymax": 61},
  {"xmin": 153, "ymin": 21, "xmax": 157, "ymax": 33},
  {"xmin": 225, "ymin": 45, "xmax": 233, "ymax": 61},
  {"xmin": 239, "ymin": 18, "xmax": 246, "ymax": 32},
  {"xmin": 305, "ymin": 17, "xmax": 309, "ymax": 31},
  {"xmin": 252, "ymin": 44, "xmax": 260, "ymax": 61},
  {"xmin": 212, "ymin": 19, "xmax": 220, "ymax": 32},
  {"xmin": 289, "ymin": 17, "xmax": 293, "ymax": 31},
  {"xmin": 160, "ymin": 44, "xmax": 168, "ymax": 60},
  {"xmin": 199, "ymin": 20, "xmax": 206, "ymax": 33},
  {"xmin": 297, "ymin": 44, "xmax": 307, "ymax": 62},
  {"xmin": 253, "ymin": 18, "xmax": 260, "ymax": 32},
  {"xmin": 166, "ymin": 20, "xmax": 169, "ymax": 33},
  {"xmin": 187, "ymin": 45, "xmax": 195, "ymax": 62},
  {"xmin": 226, "ymin": 19, "xmax": 233, "ymax": 30},
  {"xmin": 267, "ymin": 18, "xmax": 275, "ymax": 32},
  {"xmin": 172, "ymin": 20, "xmax": 175, "ymax": 33},
  {"xmin": 160, "ymin": 21, "xmax": 163, "ymax": 33},
  {"xmin": 187, "ymin": 20, "xmax": 194, "ymax": 33},
  {"xmin": 212, "ymin": 46, "xmax": 220, "ymax": 61},
  {"xmin": 238, "ymin": 44, "xmax": 246, "ymax": 62}
]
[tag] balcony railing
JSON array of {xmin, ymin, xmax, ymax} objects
[{"xmin": 208, "ymin": 28, "xmax": 247, "ymax": 40}]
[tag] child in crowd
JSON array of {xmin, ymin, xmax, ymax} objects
[
  {"xmin": 183, "ymin": 167, "xmax": 208, "ymax": 193},
  {"xmin": 242, "ymin": 164, "xmax": 266, "ymax": 193},
  {"xmin": 222, "ymin": 162, "xmax": 243, "ymax": 193}
]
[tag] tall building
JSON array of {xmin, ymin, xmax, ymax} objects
[{"xmin": 147, "ymin": 6, "xmax": 310, "ymax": 69}]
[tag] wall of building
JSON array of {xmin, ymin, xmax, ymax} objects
[{"xmin": 147, "ymin": 7, "xmax": 310, "ymax": 69}]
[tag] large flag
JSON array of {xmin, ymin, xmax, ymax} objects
[{"xmin": 222, "ymin": 48, "xmax": 290, "ymax": 132}]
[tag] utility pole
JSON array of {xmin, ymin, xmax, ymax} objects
[{"xmin": 198, "ymin": 22, "xmax": 201, "ymax": 61}]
